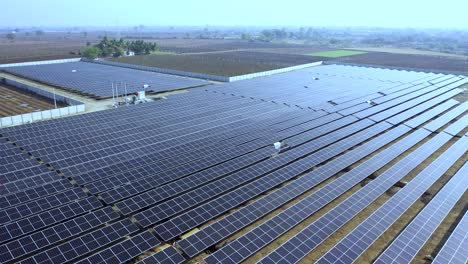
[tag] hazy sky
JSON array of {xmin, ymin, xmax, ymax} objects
[{"xmin": 2, "ymin": 0, "xmax": 467, "ymax": 28}]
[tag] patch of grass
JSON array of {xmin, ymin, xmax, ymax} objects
[
  {"xmin": 150, "ymin": 50, "xmax": 176, "ymax": 55},
  {"xmin": 306, "ymin": 50, "xmax": 367, "ymax": 58}
]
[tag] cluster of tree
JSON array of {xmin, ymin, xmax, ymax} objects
[
  {"xmin": 255, "ymin": 27, "xmax": 325, "ymax": 42},
  {"xmin": 4, "ymin": 29, "xmax": 46, "ymax": 42},
  {"xmin": 5, "ymin": 32, "xmax": 15, "ymax": 41},
  {"xmin": 83, "ymin": 37, "xmax": 159, "ymax": 59},
  {"xmin": 242, "ymin": 27, "xmax": 468, "ymax": 55}
]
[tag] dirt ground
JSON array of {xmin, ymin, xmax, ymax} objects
[
  {"xmin": 333, "ymin": 52, "xmax": 468, "ymax": 74},
  {"xmin": 347, "ymin": 47, "xmax": 468, "ymax": 59},
  {"xmin": 109, "ymin": 51, "xmax": 320, "ymax": 76}
]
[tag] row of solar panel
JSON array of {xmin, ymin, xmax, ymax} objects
[
  {"xmin": 205, "ymin": 65, "xmax": 444, "ymax": 109},
  {"xmin": 167, "ymin": 86, "xmax": 460, "ymax": 260},
  {"xmin": 204, "ymin": 121, "xmax": 467, "ymax": 264},
  {"xmin": 3, "ymin": 61, "xmax": 210, "ymax": 97},
  {"xmin": 0, "ymin": 69, "xmax": 463, "ymax": 261}
]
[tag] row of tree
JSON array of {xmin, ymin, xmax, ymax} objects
[
  {"xmin": 83, "ymin": 37, "xmax": 159, "ymax": 59},
  {"xmin": 4, "ymin": 30, "xmax": 45, "ymax": 41}
]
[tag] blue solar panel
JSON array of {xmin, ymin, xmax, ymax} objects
[
  {"xmin": 178, "ymin": 124, "xmax": 405, "ymax": 257},
  {"xmin": 205, "ymin": 128, "xmax": 432, "ymax": 264},
  {"xmin": 136, "ymin": 246, "xmax": 185, "ymax": 264},
  {"xmin": 4, "ymin": 61, "xmax": 210, "ymax": 97},
  {"xmin": 76, "ymin": 231, "xmax": 161, "ymax": 264},
  {"xmin": 319, "ymin": 136, "xmax": 467, "ymax": 263},
  {"xmin": 0, "ymin": 64, "xmax": 464, "ymax": 264},
  {"xmin": 432, "ymin": 211, "xmax": 468, "ymax": 264},
  {"xmin": 374, "ymin": 162, "xmax": 467, "ymax": 264}
]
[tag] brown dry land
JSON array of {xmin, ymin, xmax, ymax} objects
[
  {"xmin": 0, "ymin": 32, "xmax": 104, "ymax": 64},
  {"xmin": 332, "ymin": 52, "xmax": 468, "ymax": 73},
  {"xmin": 2, "ymin": 37, "xmax": 467, "ymax": 76},
  {"xmin": 0, "ymin": 83, "xmax": 67, "ymax": 117},
  {"xmin": 109, "ymin": 51, "xmax": 321, "ymax": 76},
  {"xmin": 348, "ymin": 47, "xmax": 468, "ymax": 59}
]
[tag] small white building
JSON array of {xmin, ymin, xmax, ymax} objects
[{"xmin": 125, "ymin": 50, "xmax": 135, "ymax": 56}]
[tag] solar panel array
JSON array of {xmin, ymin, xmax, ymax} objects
[
  {"xmin": 0, "ymin": 64, "xmax": 466, "ymax": 264},
  {"xmin": 318, "ymin": 136, "xmax": 467, "ymax": 263},
  {"xmin": 374, "ymin": 162, "xmax": 467, "ymax": 264},
  {"xmin": 2, "ymin": 61, "xmax": 210, "ymax": 98},
  {"xmin": 204, "ymin": 64, "xmax": 458, "ymax": 110},
  {"xmin": 432, "ymin": 211, "xmax": 468, "ymax": 264}
]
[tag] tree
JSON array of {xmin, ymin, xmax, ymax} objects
[
  {"xmin": 241, "ymin": 33, "xmax": 252, "ymax": 40},
  {"xmin": 127, "ymin": 40, "xmax": 158, "ymax": 55},
  {"xmin": 6, "ymin": 33, "xmax": 16, "ymax": 41},
  {"xmin": 86, "ymin": 37, "xmax": 158, "ymax": 58},
  {"xmin": 113, "ymin": 47, "xmax": 125, "ymax": 57},
  {"xmin": 82, "ymin": 47, "xmax": 101, "ymax": 59},
  {"xmin": 35, "ymin": 30, "xmax": 45, "ymax": 36},
  {"xmin": 259, "ymin": 30, "xmax": 275, "ymax": 42}
]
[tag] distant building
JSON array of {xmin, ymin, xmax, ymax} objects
[{"xmin": 125, "ymin": 50, "xmax": 135, "ymax": 56}]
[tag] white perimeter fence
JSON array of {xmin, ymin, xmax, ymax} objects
[{"xmin": 0, "ymin": 78, "xmax": 85, "ymax": 127}]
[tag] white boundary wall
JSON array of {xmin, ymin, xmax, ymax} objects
[
  {"xmin": 84, "ymin": 58, "xmax": 323, "ymax": 83},
  {"xmin": 228, "ymin": 61, "xmax": 323, "ymax": 81},
  {"xmin": 1, "ymin": 58, "xmax": 323, "ymax": 82},
  {"xmin": 0, "ymin": 58, "xmax": 81, "ymax": 68},
  {"xmin": 0, "ymin": 78, "xmax": 86, "ymax": 128},
  {"xmin": 0, "ymin": 104, "xmax": 86, "ymax": 127}
]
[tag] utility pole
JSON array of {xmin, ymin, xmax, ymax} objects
[{"xmin": 53, "ymin": 87, "xmax": 57, "ymax": 109}]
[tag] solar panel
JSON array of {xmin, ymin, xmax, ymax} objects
[
  {"xmin": 369, "ymin": 87, "xmax": 462, "ymax": 122},
  {"xmin": 319, "ymin": 135, "xmax": 467, "ymax": 263},
  {"xmin": 0, "ymin": 197, "xmax": 102, "ymax": 243},
  {"xmin": 0, "ymin": 163, "xmax": 50, "ymax": 184},
  {"xmin": 444, "ymin": 113, "xmax": 468, "ymax": 136},
  {"xmin": 204, "ymin": 128, "xmax": 432, "ymax": 264},
  {"xmin": 353, "ymin": 78, "xmax": 459, "ymax": 119},
  {"xmin": 19, "ymin": 219, "xmax": 139, "ymax": 263},
  {"xmin": 374, "ymin": 162, "xmax": 468, "ymax": 264},
  {"xmin": 137, "ymin": 119, "xmax": 374, "ymax": 232},
  {"xmin": 0, "ymin": 171, "xmax": 62, "ymax": 196},
  {"xmin": 59, "ymin": 104, "xmax": 293, "ymax": 180},
  {"xmin": 76, "ymin": 231, "xmax": 161, "ymax": 264},
  {"xmin": 38, "ymin": 99, "xmax": 274, "ymax": 157},
  {"xmin": 4, "ymin": 61, "xmax": 210, "ymax": 97},
  {"xmin": 338, "ymin": 81, "xmax": 439, "ymax": 116},
  {"xmin": 424, "ymin": 101, "xmax": 468, "ymax": 132},
  {"xmin": 96, "ymin": 113, "xmax": 342, "ymax": 203},
  {"xmin": 45, "ymin": 101, "xmax": 280, "ymax": 167},
  {"xmin": 258, "ymin": 132, "xmax": 454, "ymax": 264},
  {"xmin": 136, "ymin": 246, "xmax": 186, "ymax": 264},
  {"xmin": 0, "ymin": 179, "xmax": 73, "ymax": 209},
  {"xmin": 101, "ymin": 145, "xmax": 273, "ymax": 205},
  {"xmin": 155, "ymin": 120, "xmax": 382, "ymax": 241},
  {"xmin": 386, "ymin": 95, "xmax": 461, "ymax": 125},
  {"xmin": 404, "ymin": 99, "xmax": 459, "ymax": 128},
  {"xmin": 0, "ymin": 64, "xmax": 463, "ymax": 264},
  {"xmin": 122, "ymin": 117, "xmax": 365, "ymax": 218},
  {"xmin": 178, "ymin": 124, "xmax": 404, "ymax": 257},
  {"xmin": 86, "ymin": 110, "xmax": 327, "ymax": 195},
  {"xmin": 0, "ymin": 207, "xmax": 118, "ymax": 263},
  {"xmin": 0, "ymin": 188, "xmax": 86, "ymax": 225},
  {"xmin": 375, "ymin": 75, "xmax": 457, "ymax": 104},
  {"xmin": 432, "ymin": 212, "xmax": 468, "ymax": 264},
  {"xmin": 202, "ymin": 64, "xmax": 435, "ymax": 109},
  {"xmin": 78, "ymin": 108, "xmax": 308, "ymax": 188}
]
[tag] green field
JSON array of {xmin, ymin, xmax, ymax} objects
[
  {"xmin": 150, "ymin": 50, "xmax": 176, "ymax": 55},
  {"xmin": 306, "ymin": 50, "xmax": 367, "ymax": 58}
]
